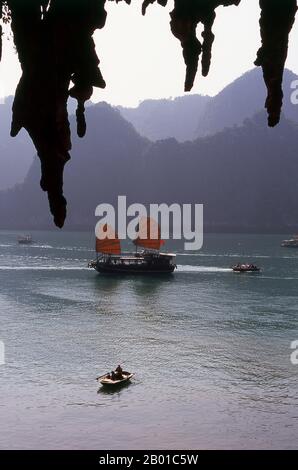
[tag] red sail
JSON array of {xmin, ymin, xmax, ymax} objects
[
  {"xmin": 96, "ymin": 224, "xmax": 121, "ymax": 255},
  {"xmin": 134, "ymin": 217, "xmax": 164, "ymax": 251}
]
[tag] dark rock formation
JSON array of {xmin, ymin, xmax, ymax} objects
[
  {"xmin": 255, "ymin": 0, "xmax": 297, "ymax": 127},
  {"xmin": 0, "ymin": 0, "xmax": 297, "ymax": 227},
  {"xmin": 6, "ymin": 0, "xmax": 109, "ymax": 227},
  {"xmin": 142, "ymin": 1, "xmax": 241, "ymax": 91}
]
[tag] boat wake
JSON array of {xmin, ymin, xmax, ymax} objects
[
  {"xmin": 35, "ymin": 245, "xmax": 93, "ymax": 252},
  {"xmin": 0, "ymin": 264, "xmax": 233, "ymax": 274},
  {"xmin": 29, "ymin": 244, "xmax": 53, "ymax": 249},
  {"xmin": 177, "ymin": 265, "xmax": 232, "ymax": 273},
  {"xmin": 0, "ymin": 266, "xmax": 90, "ymax": 271},
  {"xmin": 177, "ymin": 253, "xmax": 270, "ymax": 259}
]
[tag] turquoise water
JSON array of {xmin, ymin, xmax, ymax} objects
[{"xmin": 0, "ymin": 231, "xmax": 297, "ymax": 449}]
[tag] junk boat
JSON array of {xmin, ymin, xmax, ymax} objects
[
  {"xmin": 17, "ymin": 234, "xmax": 33, "ymax": 245},
  {"xmin": 232, "ymin": 263, "xmax": 260, "ymax": 273},
  {"xmin": 89, "ymin": 218, "xmax": 177, "ymax": 275},
  {"xmin": 281, "ymin": 235, "xmax": 298, "ymax": 248}
]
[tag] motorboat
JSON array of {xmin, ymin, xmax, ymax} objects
[
  {"xmin": 281, "ymin": 236, "xmax": 298, "ymax": 247},
  {"xmin": 232, "ymin": 263, "xmax": 260, "ymax": 273},
  {"xmin": 17, "ymin": 234, "xmax": 33, "ymax": 245}
]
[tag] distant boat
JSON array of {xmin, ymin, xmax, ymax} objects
[
  {"xmin": 17, "ymin": 234, "xmax": 33, "ymax": 245},
  {"xmin": 89, "ymin": 218, "xmax": 177, "ymax": 274},
  {"xmin": 97, "ymin": 372, "xmax": 134, "ymax": 387},
  {"xmin": 281, "ymin": 235, "xmax": 298, "ymax": 247},
  {"xmin": 232, "ymin": 263, "xmax": 260, "ymax": 273}
]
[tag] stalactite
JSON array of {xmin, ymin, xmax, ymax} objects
[
  {"xmin": 171, "ymin": 1, "xmax": 241, "ymax": 91},
  {"xmin": 141, "ymin": 1, "xmax": 241, "ymax": 91},
  {"xmin": 255, "ymin": 0, "xmax": 297, "ymax": 127},
  {"xmin": 6, "ymin": 0, "xmax": 108, "ymax": 227},
  {"xmin": 142, "ymin": 0, "xmax": 167, "ymax": 16},
  {"xmin": 0, "ymin": 1, "xmax": 3, "ymax": 63},
  {"xmin": 0, "ymin": 0, "xmax": 297, "ymax": 227}
]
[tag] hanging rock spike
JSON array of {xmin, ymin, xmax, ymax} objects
[{"xmin": 255, "ymin": 0, "xmax": 297, "ymax": 127}]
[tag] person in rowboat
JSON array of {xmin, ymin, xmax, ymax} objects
[
  {"xmin": 115, "ymin": 365, "xmax": 123, "ymax": 379},
  {"xmin": 111, "ymin": 371, "xmax": 117, "ymax": 381}
]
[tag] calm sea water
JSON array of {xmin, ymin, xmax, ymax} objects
[{"xmin": 0, "ymin": 230, "xmax": 297, "ymax": 450}]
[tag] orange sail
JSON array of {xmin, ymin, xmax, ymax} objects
[
  {"xmin": 134, "ymin": 217, "xmax": 165, "ymax": 251},
  {"xmin": 96, "ymin": 224, "xmax": 121, "ymax": 255}
]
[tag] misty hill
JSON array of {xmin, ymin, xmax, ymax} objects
[
  {"xmin": 118, "ymin": 69, "xmax": 298, "ymax": 142},
  {"xmin": 0, "ymin": 96, "xmax": 36, "ymax": 190},
  {"xmin": 196, "ymin": 68, "xmax": 298, "ymax": 138},
  {"xmin": 1, "ymin": 102, "xmax": 298, "ymax": 233},
  {"xmin": 1, "ymin": 68, "xmax": 297, "ymax": 192},
  {"xmin": 117, "ymin": 94, "xmax": 211, "ymax": 142}
]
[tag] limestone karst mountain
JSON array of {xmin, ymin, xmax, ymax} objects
[
  {"xmin": 118, "ymin": 69, "xmax": 298, "ymax": 141},
  {"xmin": 1, "ymin": 102, "xmax": 298, "ymax": 233}
]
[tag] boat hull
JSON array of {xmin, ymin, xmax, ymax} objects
[
  {"xmin": 232, "ymin": 268, "xmax": 260, "ymax": 273},
  {"xmin": 94, "ymin": 263, "xmax": 175, "ymax": 274},
  {"xmin": 90, "ymin": 253, "xmax": 177, "ymax": 275},
  {"xmin": 281, "ymin": 243, "xmax": 298, "ymax": 248},
  {"xmin": 99, "ymin": 373, "xmax": 134, "ymax": 387}
]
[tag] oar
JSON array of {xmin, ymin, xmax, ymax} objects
[{"xmin": 96, "ymin": 373, "xmax": 109, "ymax": 381}]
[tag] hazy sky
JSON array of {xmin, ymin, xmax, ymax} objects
[{"xmin": 1, "ymin": 0, "xmax": 298, "ymax": 106}]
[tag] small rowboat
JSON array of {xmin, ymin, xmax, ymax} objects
[{"xmin": 97, "ymin": 372, "xmax": 134, "ymax": 387}]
